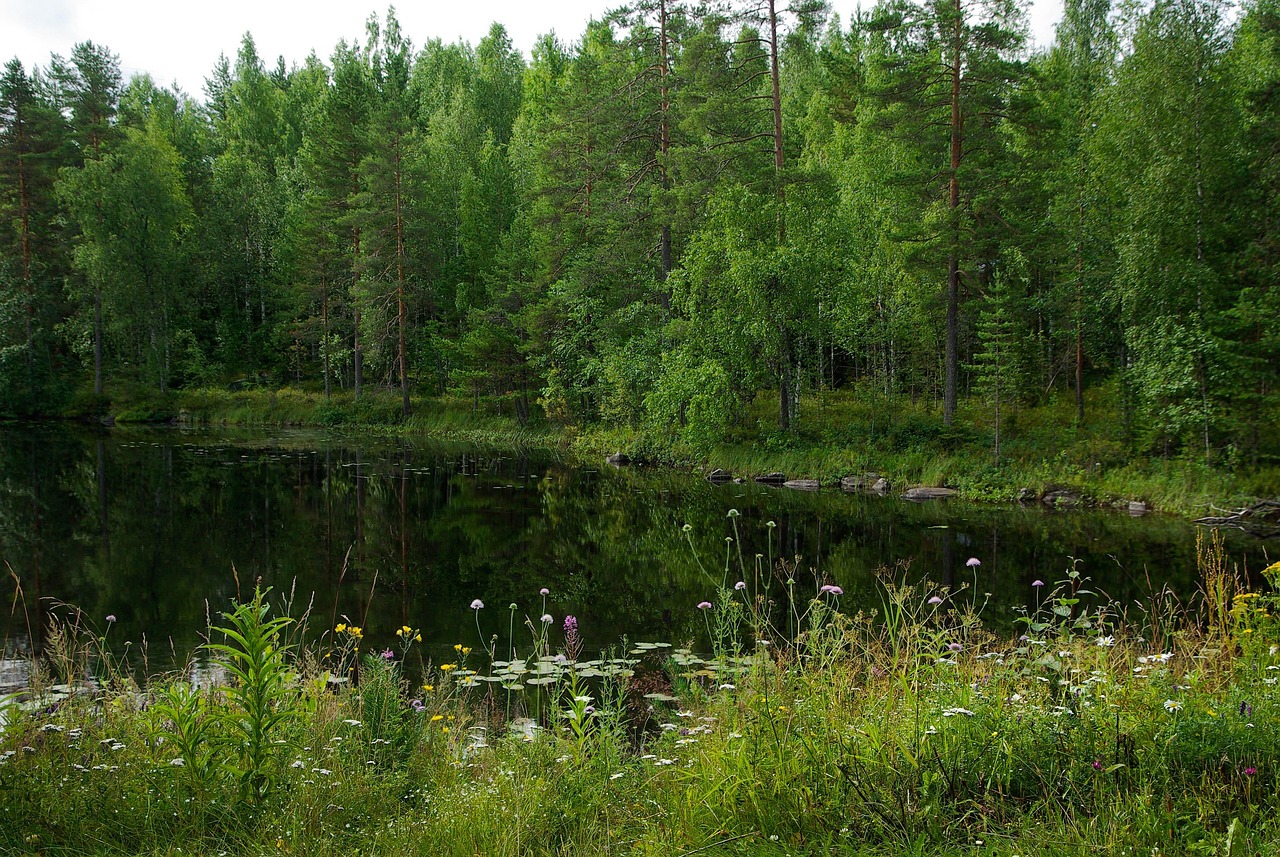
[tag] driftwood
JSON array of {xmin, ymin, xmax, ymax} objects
[{"xmin": 1195, "ymin": 500, "xmax": 1280, "ymax": 538}]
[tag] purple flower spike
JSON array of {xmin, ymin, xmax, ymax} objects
[
  {"xmin": 1032, "ymin": 580, "xmax": 1045, "ymax": 588},
  {"xmin": 966, "ymin": 557, "xmax": 981, "ymax": 568},
  {"xmin": 820, "ymin": 584, "xmax": 844, "ymax": 596},
  {"xmin": 381, "ymin": 648, "xmax": 395, "ymax": 660},
  {"xmin": 563, "ymin": 615, "xmax": 578, "ymax": 633},
  {"xmin": 697, "ymin": 601, "xmax": 713, "ymax": 610},
  {"xmin": 928, "ymin": 596, "xmax": 943, "ymax": 605}
]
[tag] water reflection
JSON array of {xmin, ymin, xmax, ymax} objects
[{"xmin": 0, "ymin": 423, "xmax": 1271, "ymax": 679}]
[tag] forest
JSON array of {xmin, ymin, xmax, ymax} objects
[{"xmin": 1, "ymin": 0, "xmax": 1278, "ymax": 467}]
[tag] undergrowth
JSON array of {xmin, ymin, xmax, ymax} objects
[{"xmin": 3, "ymin": 530, "xmax": 1278, "ymax": 855}]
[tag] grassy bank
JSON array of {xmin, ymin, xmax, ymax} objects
[
  {"xmin": 2, "ymin": 537, "xmax": 1279, "ymax": 855},
  {"xmin": 65, "ymin": 381, "xmax": 1280, "ymax": 519}
]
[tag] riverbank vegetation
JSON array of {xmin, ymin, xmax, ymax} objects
[
  {"xmin": 2, "ymin": 533, "xmax": 1278, "ymax": 855},
  {"xmin": 3, "ymin": 0, "xmax": 1280, "ymax": 506},
  {"xmin": 157, "ymin": 381, "xmax": 1276, "ymax": 517}
]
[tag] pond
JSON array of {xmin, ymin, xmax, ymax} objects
[{"xmin": 0, "ymin": 423, "xmax": 1272, "ymax": 686}]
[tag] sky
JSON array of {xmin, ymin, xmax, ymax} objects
[{"xmin": 1, "ymin": 0, "xmax": 1066, "ymax": 99}]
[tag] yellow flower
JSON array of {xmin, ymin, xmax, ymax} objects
[
  {"xmin": 422, "ymin": 683, "xmax": 434, "ymax": 693},
  {"xmin": 441, "ymin": 726, "xmax": 450, "ymax": 734},
  {"xmin": 454, "ymin": 643, "xmax": 463, "ymax": 652},
  {"xmin": 414, "ymin": 634, "xmax": 422, "ymax": 642},
  {"xmin": 447, "ymin": 714, "xmax": 455, "ymax": 721},
  {"xmin": 462, "ymin": 647, "xmax": 472, "ymax": 656},
  {"xmin": 335, "ymin": 623, "xmax": 347, "ymax": 634},
  {"xmin": 431, "ymin": 715, "xmax": 443, "ymax": 722},
  {"xmin": 440, "ymin": 663, "xmax": 457, "ymax": 672}
]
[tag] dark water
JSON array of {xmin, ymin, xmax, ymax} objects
[{"xmin": 0, "ymin": 424, "xmax": 1273, "ymax": 683}]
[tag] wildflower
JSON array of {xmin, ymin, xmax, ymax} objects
[
  {"xmin": 1244, "ymin": 767, "xmax": 1257, "ymax": 776},
  {"xmin": 414, "ymin": 634, "xmax": 421, "ymax": 642},
  {"xmin": 431, "ymin": 715, "xmax": 444, "ymax": 722},
  {"xmin": 1032, "ymin": 580, "xmax": 1045, "ymax": 588},
  {"xmin": 470, "ymin": 599, "xmax": 484, "ymax": 610},
  {"xmin": 381, "ymin": 649, "xmax": 395, "ymax": 660},
  {"xmin": 928, "ymin": 596, "xmax": 943, "ymax": 605},
  {"xmin": 462, "ymin": 647, "xmax": 471, "ymax": 655},
  {"xmin": 948, "ymin": 642, "xmax": 963, "ymax": 652},
  {"xmin": 966, "ymin": 557, "xmax": 981, "ymax": 568},
  {"xmin": 1239, "ymin": 701, "xmax": 1253, "ymax": 717},
  {"xmin": 697, "ymin": 601, "xmax": 712, "ymax": 610},
  {"xmin": 170, "ymin": 758, "xmax": 185, "ymax": 767},
  {"xmin": 541, "ymin": 613, "xmax": 553, "ymax": 624},
  {"xmin": 1096, "ymin": 636, "xmax": 1115, "ymax": 647},
  {"xmin": 820, "ymin": 584, "xmax": 844, "ymax": 596},
  {"xmin": 422, "ymin": 683, "xmax": 434, "ymax": 693},
  {"xmin": 540, "ymin": 588, "xmax": 550, "ymax": 596},
  {"xmin": 735, "ymin": 581, "xmax": 747, "ymax": 591},
  {"xmin": 610, "ymin": 772, "xmax": 625, "ymax": 780},
  {"xmin": 441, "ymin": 726, "xmax": 450, "ymax": 734},
  {"xmin": 105, "ymin": 614, "xmax": 117, "ymax": 623},
  {"xmin": 564, "ymin": 615, "xmax": 578, "ymax": 633},
  {"xmin": 1092, "ymin": 760, "xmax": 1102, "ymax": 771},
  {"xmin": 335, "ymin": 623, "xmax": 347, "ymax": 633},
  {"xmin": 410, "ymin": 699, "xmax": 425, "ymax": 712},
  {"xmin": 1163, "ymin": 699, "xmax": 1183, "ymax": 713},
  {"xmin": 454, "ymin": 643, "xmax": 463, "ymax": 652},
  {"xmin": 440, "ymin": 664, "xmax": 457, "ymax": 672}
]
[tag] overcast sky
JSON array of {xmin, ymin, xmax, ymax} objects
[{"xmin": 2, "ymin": 1, "xmax": 1066, "ymax": 99}]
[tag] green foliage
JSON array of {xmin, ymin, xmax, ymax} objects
[{"xmin": 203, "ymin": 587, "xmax": 300, "ymax": 803}]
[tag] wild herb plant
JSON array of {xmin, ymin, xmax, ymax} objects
[{"xmin": 203, "ymin": 586, "xmax": 300, "ymax": 803}]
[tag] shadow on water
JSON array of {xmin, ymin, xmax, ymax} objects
[{"xmin": 0, "ymin": 422, "xmax": 1273, "ymax": 680}]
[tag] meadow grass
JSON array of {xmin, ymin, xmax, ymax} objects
[
  {"xmin": 2, "ymin": 531, "xmax": 1279, "ymax": 855},
  {"xmin": 139, "ymin": 381, "xmax": 1280, "ymax": 519}
]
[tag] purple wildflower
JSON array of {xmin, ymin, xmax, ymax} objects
[
  {"xmin": 697, "ymin": 601, "xmax": 713, "ymax": 610},
  {"xmin": 820, "ymin": 584, "xmax": 844, "ymax": 596},
  {"xmin": 563, "ymin": 614, "xmax": 582, "ymax": 661},
  {"xmin": 1032, "ymin": 580, "xmax": 1045, "ymax": 588},
  {"xmin": 1092, "ymin": 760, "xmax": 1103, "ymax": 771},
  {"xmin": 540, "ymin": 588, "xmax": 550, "ymax": 596},
  {"xmin": 410, "ymin": 699, "xmax": 425, "ymax": 713},
  {"xmin": 928, "ymin": 596, "xmax": 943, "ymax": 605},
  {"xmin": 735, "ymin": 581, "xmax": 747, "ymax": 591},
  {"xmin": 1240, "ymin": 701, "xmax": 1253, "ymax": 717},
  {"xmin": 381, "ymin": 649, "xmax": 395, "ymax": 660},
  {"xmin": 1244, "ymin": 766, "xmax": 1257, "ymax": 776},
  {"xmin": 966, "ymin": 557, "xmax": 981, "ymax": 568},
  {"xmin": 948, "ymin": 642, "xmax": 963, "ymax": 652},
  {"xmin": 105, "ymin": 614, "xmax": 117, "ymax": 623},
  {"xmin": 470, "ymin": 599, "xmax": 485, "ymax": 610}
]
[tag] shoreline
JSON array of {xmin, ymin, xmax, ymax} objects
[{"xmin": 25, "ymin": 384, "xmax": 1280, "ymax": 523}]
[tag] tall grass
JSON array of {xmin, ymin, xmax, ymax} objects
[{"xmin": 4, "ymin": 538, "xmax": 1279, "ymax": 854}]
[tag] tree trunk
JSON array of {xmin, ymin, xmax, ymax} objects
[{"xmin": 943, "ymin": 0, "xmax": 963, "ymax": 427}]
